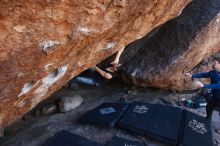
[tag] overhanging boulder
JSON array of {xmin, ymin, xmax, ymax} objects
[
  {"xmin": 118, "ymin": 0, "xmax": 220, "ymax": 91},
  {"xmin": 0, "ymin": 0, "xmax": 191, "ymax": 128}
]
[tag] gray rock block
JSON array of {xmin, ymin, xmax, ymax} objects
[{"xmin": 59, "ymin": 95, "xmax": 83, "ymax": 113}]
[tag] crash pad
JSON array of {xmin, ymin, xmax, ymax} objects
[
  {"xmin": 118, "ymin": 102, "xmax": 155, "ymax": 135},
  {"xmin": 79, "ymin": 102, "xmax": 130, "ymax": 127},
  {"xmin": 147, "ymin": 104, "xmax": 183, "ymax": 145},
  {"xmin": 180, "ymin": 111, "xmax": 213, "ymax": 146},
  {"xmin": 106, "ymin": 136, "xmax": 145, "ymax": 146},
  {"xmin": 79, "ymin": 101, "xmax": 213, "ymax": 146},
  {"xmin": 43, "ymin": 130, "xmax": 103, "ymax": 146}
]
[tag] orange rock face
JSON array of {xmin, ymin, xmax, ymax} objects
[{"xmin": 0, "ymin": 0, "xmax": 190, "ymax": 128}]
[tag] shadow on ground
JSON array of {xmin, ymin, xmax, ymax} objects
[{"xmin": 0, "ymin": 80, "xmax": 219, "ymax": 146}]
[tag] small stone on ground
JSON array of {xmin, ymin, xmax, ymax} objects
[{"xmin": 59, "ymin": 95, "xmax": 83, "ymax": 113}]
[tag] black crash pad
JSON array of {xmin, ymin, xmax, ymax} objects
[
  {"xmin": 43, "ymin": 130, "xmax": 103, "ymax": 146},
  {"xmin": 106, "ymin": 136, "xmax": 145, "ymax": 146},
  {"xmin": 119, "ymin": 102, "xmax": 213, "ymax": 146},
  {"xmin": 180, "ymin": 111, "xmax": 213, "ymax": 146},
  {"xmin": 147, "ymin": 104, "xmax": 183, "ymax": 145},
  {"xmin": 118, "ymin": 102, "xmax": 156, "ymax": 135},
  {"xmin": 119, "ymin": 102, "xmax": 183, "ymax": 145},
  {"xmin": 79, "ymin": 102, "xmax": 130, "ymax": 127}
]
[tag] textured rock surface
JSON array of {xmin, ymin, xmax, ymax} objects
[
  {"xmin": 41, "ymin": 104, "xmax": 57, "ymax": 116},
  {"xmin": 0, "ymin": 0, "xmax": 191, "ymax": 128},
  {"xmin": 118, "ymin": 0, "xmax": 220, "ymax": 91},
  {"xmin": 192, "ymin": 52, "xmax": 220, "ymax": 74}
]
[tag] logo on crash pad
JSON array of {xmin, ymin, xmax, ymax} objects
[
  {"xmin": 99, "ymin": 107, "xmax": 116, "ymax": 115},
  {"xmin": 188, "ymin": 119, "xmax": 207, "ymax": 134},
  {"xmin": 133, "ymin": 105, "xmax": 148, "ymax": 114}
]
